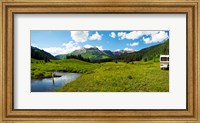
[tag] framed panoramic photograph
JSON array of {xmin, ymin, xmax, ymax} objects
[
  {"xmin": 31, "ymin": 30, "xmax": 169, "ymax": 92},
  {"xmin": 0, "ymin": 0, "xmax": 200, "ymax": 123}
]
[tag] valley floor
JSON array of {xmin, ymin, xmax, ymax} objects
[{"xmin": 31, "ymin": 59, "xmax": 169, "ymax": 92}]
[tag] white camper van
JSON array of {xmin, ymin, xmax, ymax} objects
[{"xmin": 160, "ymin": 55, "xmax": 169, "ymax": 70}]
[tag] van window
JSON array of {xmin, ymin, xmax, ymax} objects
[{"xmin": 161, "ymin": 57, "xmax": 169, "ymax": 61}]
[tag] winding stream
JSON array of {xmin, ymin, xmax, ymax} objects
[{"xmin": 31, "ymin": 72, "xmax": 81, "ymax": 92}]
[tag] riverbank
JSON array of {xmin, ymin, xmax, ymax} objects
[{"xmin": 31, "ymin": 58, "xmax": 99, "ymax": 79}]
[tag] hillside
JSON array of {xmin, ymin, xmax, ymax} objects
[
  {"xmin": 55, "ymin": 54, "xmax": 67, "ymax": 60},
  {"xmin": 103, "ymin": 50, "xmax": 115, "ymax": 56},
  {"xmin": 140, "ymin": 39, "xmax": 169, "ymax": 59},
  {"xmin": 115, "ymin": 40, "xmax": 169, "ymax": 62},
  {"xmin": 56, "ymin": 47, "xmax": 114, "ymax": 61},
  {"xmin": 31, "ymin": 46, "xmax": 56, "ymax": 60}
]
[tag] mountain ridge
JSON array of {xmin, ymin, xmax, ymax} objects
[
  {"xmin": 55, "ymin": 47, "xmax": 134, "ymax": 60},
  {"xmin": 31, "ymin": 46, "xmax": 57, "ymax": 60},
  {"xmin": 32, "ymin": 40, "xmax": 169, "ymax": 62}
]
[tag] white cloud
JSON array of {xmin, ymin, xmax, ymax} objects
[
  {"xmin": 88, "ymin": 32, "xmax": 103, "ymax": 41},
  {"xmin": 143, "ymin": 31, "xmax": 169, "ymax": 44},
  {"xmin": 118, "ymin": 32, "xmax": 127, "ymax": 39},
  {"xmin": 126, "ymin": 31, "xmax": 144, "ymax": 40},
  {"xmin": 109, "ymin": 32, "xmax": 116, "ymax": 38},
  {"xmin": 42, "ymin": 47, "xmax": 67, "ymax": 56},
  {"xmin": 143, "ymin": 37, "xmax": 151, "ymax": 43},
  {"xmin": 96, "ymin": 45, "xmax": 104, "ymax": 51},
  {"xmin": 124, "ymin": 48, "xmax": 134, "ymax": 52},
  {"xmin": 118, "ymin": 31, "xmax": 143, "ymax": 40},
  {"xmin": 117, "ymin": 31, "xmax": 169, "ymax": 44},
  {"xmin": 84, "ymin": 44, "xmax": 93, "ymax": 48},
  {"xmin": 70, "ymin": 31, "xmax": 89, "ymax": 42},
  {"xmin": 130, "ymin": 42, "xmax": 139, "ymax": 46},
  {"xmin": 62, "ymin": 41, "xmax": 81, "ymax": 51},
  {"xmin": 142, "ymin": 31, "xmax": 159, "ymax": 36},
  {"xmin": 42, "ymin": 41, "xmax": 80, "ymax": 56}
]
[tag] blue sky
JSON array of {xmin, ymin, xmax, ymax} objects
[{"xmin": 31, "ymin": 30, "xmax": 169, "ymax": 56}]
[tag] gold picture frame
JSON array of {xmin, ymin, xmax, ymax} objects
[{"xmin": 0, "ymin": 0, "xmax": 199, "ymax": 122}]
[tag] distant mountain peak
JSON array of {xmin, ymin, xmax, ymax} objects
[{"xmin": 113, "ymin": 49, "xmax": 134, "ymax": 56}]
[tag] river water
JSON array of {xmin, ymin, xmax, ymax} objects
[{"xmin": 31, "ymin": 72, "xmax": 81, "ymax": 92}]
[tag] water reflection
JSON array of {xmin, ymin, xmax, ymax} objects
[{"xmin": 31, "ymin": 72, "xmax": 81, "ymax": 92}]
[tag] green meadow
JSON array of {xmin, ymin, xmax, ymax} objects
[{"xmin": 31, "ymin": 58, "xmax": 169, "ymax": 92}]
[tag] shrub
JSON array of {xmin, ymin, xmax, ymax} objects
[
  {"xmin": 143, "ymin": 58, "xmax": 148, "ymax": 62},
  {"xmin": 128, "ymin": 75, "xmax": 133, "ymax": 79}
]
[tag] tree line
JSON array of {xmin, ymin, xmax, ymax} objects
[{"xmin": 66, "ymin": 54, "xmax": 90, "ymax": 62}]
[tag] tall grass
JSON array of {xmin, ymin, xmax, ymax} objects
[{"xmin": 31, "ymin": 58, "xmax": 169, "ymax": 92}]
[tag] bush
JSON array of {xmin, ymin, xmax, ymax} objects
[
  {"xmin": 143, "ymin": 58, "xmax": 148, "ymax": 62},
  {"xmin": 128, "ymin": 75, "xmax": 133, "ymax": 79}
]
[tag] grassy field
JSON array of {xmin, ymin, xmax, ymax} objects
[{"xmin": 31, "ymin": 58, "xmax": 169, "ymax": 92}]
